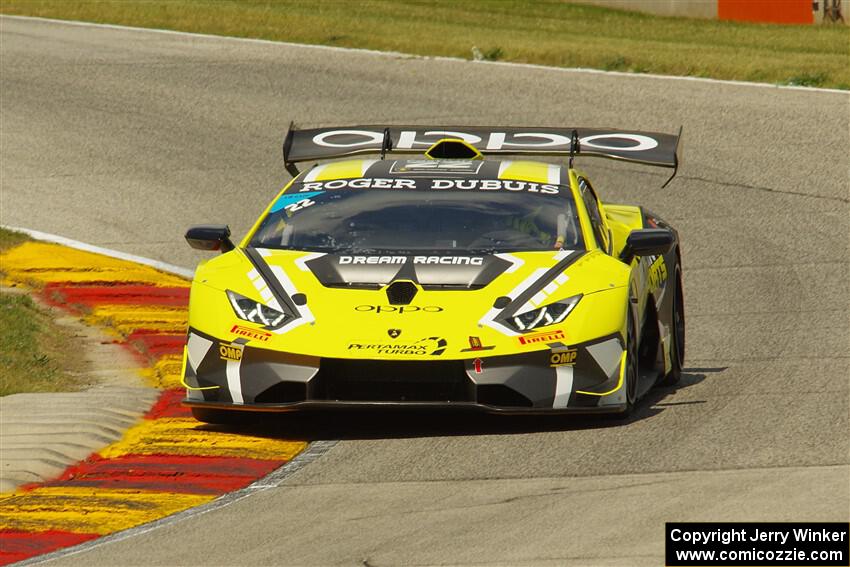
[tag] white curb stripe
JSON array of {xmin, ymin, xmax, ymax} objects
[
  {"xmin": 2, "ymin": 15, "xmax": 847, "ymax": 95},
  {"xmin": 1, "ymin": 225, "xmax": 195, "ymax": 278}
]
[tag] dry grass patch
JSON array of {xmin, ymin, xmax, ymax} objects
[{"xmin": 0, "ymin": 228, "xmax": 87, "ymax": 395}]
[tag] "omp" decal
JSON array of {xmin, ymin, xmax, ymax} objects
[
  {"xmin": 549, "ymin": 349, "xmax": 577, "ymax": 367},
  {"xmin": 218, "ymin": 344, "xmax": 243, "ymax": 362}
]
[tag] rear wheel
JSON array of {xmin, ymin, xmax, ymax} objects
[{"xmin": 658, "ymin": 268, "xmax": 685, "ymax": 387}]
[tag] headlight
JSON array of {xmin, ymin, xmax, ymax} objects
[
  {"xmin": 508, "ymin": 295, "xmax": 581, "ymax": 332},
  {"xmin": 226, "ymin": 290, "xmax": 292, "ymax": 328}
]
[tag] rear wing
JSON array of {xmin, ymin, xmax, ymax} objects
[{"xmin": 283, "ymin": 125, "xmax": 683, "ymax": 187}]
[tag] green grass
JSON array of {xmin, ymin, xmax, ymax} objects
[
  {"xmin": 1, "ymin": 0, "xmax": 848, "ymax": 89},
  {"xmin": 0, "ymin": 228, "xmax": 85, "ymax": 396},
  {"xmin": 0, "ymin": 226, "xmax": 30, "ymax": 253}
]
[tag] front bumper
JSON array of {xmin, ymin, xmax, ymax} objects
[
  {"xmin": 182, "ymin": 328, "xmax": 628, "ymax": 414},
  {"xmin": 183, "ymin": 399, "xmax": 624, "ymax": 415}
]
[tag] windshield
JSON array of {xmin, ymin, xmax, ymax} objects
[{"xmin": 250, "ymin": 182, "xmax": 584, "ymax": 254}]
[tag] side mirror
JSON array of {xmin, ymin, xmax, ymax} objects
[
  {"xmin": 619, "ymin": 229, "xmax": 674, "ymax": 264},
  {"xmin": 185, "ymin": 225, "xmax": 235, "ymax": 252}
]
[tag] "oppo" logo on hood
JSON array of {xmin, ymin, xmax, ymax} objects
[{"xmin": 355, "ymin": 305, "xmax": 444, "ymax": 314}]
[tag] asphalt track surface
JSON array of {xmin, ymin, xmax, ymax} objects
[{"xmin": 1, "ymin": 17, "xmax": 848, "ymax": 566}]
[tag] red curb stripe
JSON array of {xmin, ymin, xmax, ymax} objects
[
  {"xmin": 58, "ymin": 454, "xmax": 284, "ymax": 479},
  {"xmin": 43, "ymin": 454, "xmax": 281, "ymax": 495},
  {"xmin": 1, "ymin": 255, "xmax": 300, "ymax": 561},
  {"xmin": 42, "ymin": 283, "xmax": 190, "ymax": 307},
  {"xmin": 145, "ymin": 389, "xmax": 193, "ymax": 419},
  {"xmin": 126, "ymin": 331, "xmax": 186, "ymax": 357},
  {"xmin": 0, "ymin": 530, "xmax": 99, "ymax": 565}
]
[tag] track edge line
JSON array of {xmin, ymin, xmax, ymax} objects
[{"xmin": 1, "ymin": 225, "xmax": 194, "ymax": 278}]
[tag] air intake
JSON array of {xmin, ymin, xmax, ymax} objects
[
  {"xmin": 424, "ymin": 138, "xmax": 482, "ymax": 160},
  {"xmin": 386, "ymin": 280, "xmax": 418, "ymax": 305}
]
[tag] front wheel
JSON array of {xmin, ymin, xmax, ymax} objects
[
  {"xmin": 658, "ymin": 268, "xmax": 685, "ymax": 387},
  {"xmin": 610, "ymin": 308, "xmax": 639, "ymax": 420}
]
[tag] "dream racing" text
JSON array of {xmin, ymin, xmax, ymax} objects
[{"xmin": 339, "ymin": 256, "xmax": 484, "ymax": 265}]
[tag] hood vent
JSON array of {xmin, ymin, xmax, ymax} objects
[{"xmin": 386, "ymin": 281, "xmax": 418, "ymax": 305}]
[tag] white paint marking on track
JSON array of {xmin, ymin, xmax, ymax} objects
[
  {"xmin": 1, "ymin": 15, "xmax": 847, "ymax": 96},
  {"xmin": 1, "ymin": 225, "xmax": 194, "ymax": 278}
]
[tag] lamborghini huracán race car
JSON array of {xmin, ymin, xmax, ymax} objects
[{"xmin": 182, "ymin": 125, "xmax": 684, "ymax": 422}]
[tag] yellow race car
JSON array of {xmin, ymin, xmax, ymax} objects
[{"xmin": 182, "ymin": 126, "xmax": 684, "ymax": 422}]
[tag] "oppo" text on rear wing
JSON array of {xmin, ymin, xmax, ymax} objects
[{"xmin": 283, "ymin": 125, "xmax": 683, "ymax": 187}]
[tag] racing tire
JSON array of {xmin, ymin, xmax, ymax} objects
[
  {"xmin": 625, "ymin": 310, "xmax": 639, "ymax": 411},
  {"xmin": 191, "ymin": 407, "xmax": 243, "ymax": 425},
  {"xmin": 658, "ymin": 267, "xmax": 685, "ymax": 387}
]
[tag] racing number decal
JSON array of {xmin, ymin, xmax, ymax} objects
[{"xmin": 284, "ymin": 198, "xmax": 315, "ymax": 214}]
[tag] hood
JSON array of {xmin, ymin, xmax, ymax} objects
[{"xmin": 191, "ymin": 247, "xmax": 630, "ymax": 359}]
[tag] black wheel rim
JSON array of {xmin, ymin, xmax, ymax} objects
[
  {"xmin": 674, "ymin": 274, "xmax": 685, "ymax": 364},
  {"xmin": 626, "ymin": 315, "xmax": 638, "ymax": 404}
]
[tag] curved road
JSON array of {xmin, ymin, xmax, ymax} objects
[{"xmin": 1, "ymin": 17, "xmax": 848, "ymax": 566}]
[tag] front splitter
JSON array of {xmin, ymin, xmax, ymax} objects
[{"xmin": 183, "ymin": 398, "xmax": 627, "ymax": 416}]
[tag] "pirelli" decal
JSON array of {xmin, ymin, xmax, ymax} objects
[
  {"xmin": 230, "ymin": 324, "xmax": 272, "ymax": 342},
  {"xmin": 517, "ymin": 329, "xmax": 565, "ymax": 345}
]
